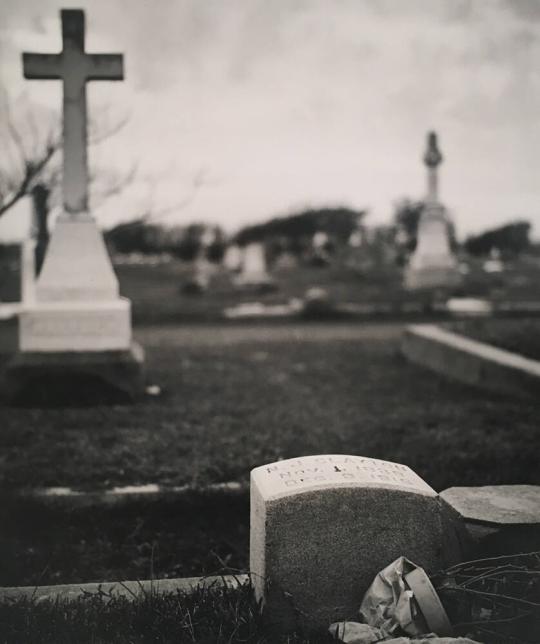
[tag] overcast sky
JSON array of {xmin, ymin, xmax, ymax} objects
[{"xmin": 1, "ymin": 0, "xmax": 539, "ymax": 240}]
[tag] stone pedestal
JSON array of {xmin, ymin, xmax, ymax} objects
[
  {"xmin": 404, "ymin": 203, "xmax": 460, "ymax": 290},
  {"xmin": 3, "ymin": 343, "xmax": 144, "ymax": 405},
  {"xmin": 3, "ymin": 215, "xmax": 144, "ymax": 404}
]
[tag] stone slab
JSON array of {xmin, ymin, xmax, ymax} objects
[
  {"xmin": 2, "ymin": 341, "xmax": 144, "ymax": 404},
  {"xmin": 250, "ymin": 454, "xmax": 465, "ymax": 634},
  {"xmin": 441, "ymin": 485, "xmax": 540, "ymax": 557},
  {"xmin": 19, "ymin": 298, "xmax": 131, "ymax": 352},
  {"xmin": 401, "ymin": 324, "xmax": 540, "ymax": 398},
  {"xmin": 441, "ymin": 486, "xmax": 540, "ymax": 526},
  {"xmin": 0, "ymin": 573, "xmax": 247, "ymax": 603}
]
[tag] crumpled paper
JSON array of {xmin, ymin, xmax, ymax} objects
[
  {"xmin": 329, "ymin": 557, "xmax": 482, "ymax": 644},
  {"xmin": 360, "ymin": 556, "xmax": 426, "ymax": 637}
]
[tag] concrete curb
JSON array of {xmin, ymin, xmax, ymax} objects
[
  {"xmin": 401, "ymin": 323, "xmax": 540, "ymax": 397},
  {"xmin": 0, "ymin": 573, "xmax": 249, "ymax": 603}
]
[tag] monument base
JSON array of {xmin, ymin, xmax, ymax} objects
[
  {"xmin": 19, "ymin": 298, "xmax": 131, "ymax": 352},
  {"xmin": 404, "ymin": 265, "xmax": 462, "ymax": 290},
  {"xmin": 2, "ymin": 342, "xmax": 144, "ymax": 406}
]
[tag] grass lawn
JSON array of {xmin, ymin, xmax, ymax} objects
[
  {"xmin": 449, "ymin": 317, "xmax": 540, "ymax": 362},
  {"xmin": 1, "ymin": 322, "xmax": 538, "ymax": 493},
  {"xmin": 1, "ymin": 493, "xmax": 249, "ymax": 587}
]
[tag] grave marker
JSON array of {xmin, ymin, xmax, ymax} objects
[
  {"xmin": 234, "ymin": 242, "xmax": 273, "ymax": 287},
  {"xmin": 3, "ymin": 9, "xmax": 143, "ymax": 402},
  {"xmin": 250, "ymin": 454, "xmax": 466, "ymax": 634},
  {"xmin": 223, "ymin": 244, "xmax": 242, "ymax": 271}
]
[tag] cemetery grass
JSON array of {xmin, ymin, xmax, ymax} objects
[
  {"xmin": 0, "ymin": 581, "xmax": 328, "ymax": 644},
  {"xmin": 1, "ymin": 322, "xmax": 539, "ymax": 587},
  {"xmin": 449, "ymin": 317, "xmax": 540, "ymax": 361},
  {"xmin": 116, "ymin": 260, "xmax": 422, "ymax": 325},
  {"xmin": 116, "ymin": 256, "xmax": 540, "ymax": 325},
  {"xmin": 2, "ymin": 322, "xmax": 538, "ymax": 494}
]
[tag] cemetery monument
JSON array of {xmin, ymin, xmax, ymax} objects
[
  {"xmin": 234, "ymin": 242, "xmax": 273, "ymax": 287},
  {"xmin": 404, "ymin": 132, "xmax": 460, "ymax": 290},
  {"xmin": 2, "ymin": 9, "xmax": 144, "ymax": 402}
]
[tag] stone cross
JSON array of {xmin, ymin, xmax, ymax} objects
[
  {"xmin": 23, "ymin": 9, "xmax": 123, "ymax": 216},
  {"xmin": 423, "ymin": 131, "xmax": 443, "ymax": 204}
]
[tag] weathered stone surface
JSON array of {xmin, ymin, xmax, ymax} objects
[{"xmin": 250, "ymin": 455, "xmax": 465, "ymax": 634}]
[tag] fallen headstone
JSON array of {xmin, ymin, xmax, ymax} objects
[{"xmin": 441, "ymin": 485, "xmax": 540, "ymax": 556}]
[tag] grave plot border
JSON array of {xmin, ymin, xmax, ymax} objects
[
  {"xmin": 401, "ymin": 323, "xmax": 540, "ymax": 398},
  {"xmin": 0, "ymin": 573, "xmax": 248, "ymax": 603}
]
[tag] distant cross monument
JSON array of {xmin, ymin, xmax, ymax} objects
[
  {"xmin": 23, "ymin": 9, "xmax": 123, "ymax": 216},
  {"xmin": 404, "ymin": 131, "xmax": 460, "ymax": 290},
  {"xmin": 3, "ymin": 9, "xmax": 144, "ymax": 404}
]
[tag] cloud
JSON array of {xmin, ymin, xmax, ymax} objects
[{"xmin": 1, "ymin": 0, "xmax": 539, "ymax": 239}]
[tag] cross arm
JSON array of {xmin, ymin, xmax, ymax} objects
[
  {"xmin": 22, "ymin": 53, "xmax": 63, "ymax": 80},
  {"xmin": 86, "ymin": 54, "xmax": 124, "ymax": 81}
]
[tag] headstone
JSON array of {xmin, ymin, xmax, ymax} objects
[
  {"xmin": 234, "ymin": 242, "xmax": 273, "ymax": 288},
  {"xmin": 3, "ymin": 9, "xmax": 143, "ymax": 403},
  {"xmin": 404, "ymin": 132, "xmax": 460, "ymax": 290},
  {"xmin": 250, "ymin": 454, "xmax": 466, "ymax": 634},
  {"xmin": 223, "ymin": 244, "xmax": 242, "ymax": 271}
]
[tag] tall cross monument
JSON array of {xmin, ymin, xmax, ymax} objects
[
  {"xmin": 424, "ymin": 131, "xmax": 442, "ymax": 205},
  {"xmin": 404, "ymin": 131, "xmax": 460, "ymax": 290},
  {"xmin": 4, "ymin": 9, "xmax": 144, "ymax": 404},
  {"xmin": 23, "ymin": 9, "xmax": 123, "ymax": 216}
]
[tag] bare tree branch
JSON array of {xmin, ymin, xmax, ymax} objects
[
  {"xmin": 0, "ymin": 91, "xmax": 132, "ymax": 221},
  {"xmin": 0, "ymin": 142, "xmax": 56, "ymax": 216}
]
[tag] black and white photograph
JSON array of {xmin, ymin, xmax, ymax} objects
[{"xmin": 0, "ymin": 1, "xmax": 539, "ymax": 642}]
